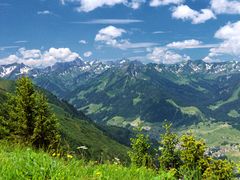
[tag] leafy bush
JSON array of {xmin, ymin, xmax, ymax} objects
[
  {"xmin": 159, "ymin": 122, "xmax": 181, "ymax": 171},
  {"xmin": 203, "ymin": 159, "xmax": 234, "ymax": 180},
  {"xmin": 128, "ymin": 130, "xmax": 153, "ymax": 168},
  {"xmin": 128, "ymin": 121, "xmax": 235, "ymax": 179}
]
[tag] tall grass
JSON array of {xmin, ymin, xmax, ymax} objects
[{"xmin": 0, "ymin": 141, "xmax": 175, "ymax": 180}]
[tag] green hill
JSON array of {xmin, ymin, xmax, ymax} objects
[{"xmin": 0, "ymin": 79, "xmax": 129, "ymax": 162}]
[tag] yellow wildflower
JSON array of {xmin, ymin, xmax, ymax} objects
[
  {"xmin": 67, "ymin": 154, "xmax": 73, "ymax": 159},
  {"xmin": 95, "ymin": 171, "xmax": 102, "ymax": 176}
]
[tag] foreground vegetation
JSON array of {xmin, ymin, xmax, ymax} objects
[
  {"xmin": 128, "ymin": 123, "xmax": 236, "ymax": 179},
  {"xmin": 0, "ymin": 77, "xmax": 239, "ymax": 179},
  {"xmin": 0, "ymin": 141, "xmax": 174, "ymax": 180}
]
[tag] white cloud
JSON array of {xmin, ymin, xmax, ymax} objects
[
  {"xmin": 150, "ymin": 0, "xmax": 184, "ymax": 7},
  {"xmin": 147, "ymin": 47, "xmax": 190, "ymax": 64},
  {"xmin": 172, "ymin": 5, "xmax": 216, "ymax": 24},
  {"xmin": 215, "ymin": 21, "xmax": 240, "ymax": 40},
  {"xmin": 14, "ymin": 40, "xmax": 28, "ymax": 44},
  {"xmin": 37, "ymin": 10, "xmax": 52, "ymax": 15},
  {"xmin": 79, "ymin": 40, "xmax": 87, "ymax": 44},
  {"xmin": 77, "ymin": 0, "xmax": 126, "ymax": 12},
  {"xmin": 83, "ymin": 51, "xmax": 93, "ymax": 57},
  {"xmin": 95, "ymin": 26, "xmax": 126, "ymax": 46},
  {"xmin": 76, "ymin": 19, "xmax": 143, "ymax": 24},
  {"xmin": 115, "ymin": 41, "xmax": 158, "ymax": 49},
  {"xmin": 204, "ymin": 21, "xmax": 240, "ymax": 62},
  {"xmin": 167, "ymin": 39, "xmax": 217, "ymax": 49},
  {"xmin": 153, "ymin": 31, "xmax": 167, "ymax": 34},
  {"xmin": 19, "ymin": 48, "xmax": 42, "ymax": 59},
  {"xmin": 167, "ymin": 39, "xmax": 202, "ymax": 49},
  {"xmin": 211, "ymin": 0, "xmax": 240, "ymax": 14},
  {"xmin": 127, "ymin": 0, "xmax": 146, "ymax": 9},
  {"xmin": 0, "ymin": 48, "xmax": 80, "ymax": 67},
  {"xmin": 62, "ymin": 0, "xmax": 145, "ymax": 12},
  {"xmin": 95, "ymin": 26, "xmax": 157, "ymax": 49},
  {"xmin": 0, "ymin": 55, "xmax": 19, "ymax": 65},
  {"xmin": 0, "ymin": 46, "xmax": 19, "ymax": 51}
]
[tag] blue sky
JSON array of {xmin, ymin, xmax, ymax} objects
[{"xmin": 0, "ymin": 0, "xmax": 240, "ymax": 67}]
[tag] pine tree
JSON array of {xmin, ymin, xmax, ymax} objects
[
  {"xmin": 1, "ymin": 77, "xmax": 60, "ymax": 149},
  {"xmin": 0, "ymin": 116, "xmax": 9, "ymax": 139},
  {"xmin": 13, "ymin": 77, "xmax": 36, "ymax": 140},
  {"xmin": 31, "ymin": 92, "xmax": 60, "ymax": 149}
]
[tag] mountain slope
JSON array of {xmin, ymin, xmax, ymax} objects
[
  {"xmin": 0, "ymin": 59, "xmax": 239, "ymax": 129},
  {"xmin": 0, "ymin": 78, "xmax": 129, "ymax": 162}
]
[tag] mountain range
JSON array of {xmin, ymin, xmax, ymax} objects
[{"xmin": 0, "ymin": 59, "xmax": 239, "ymax": 139}]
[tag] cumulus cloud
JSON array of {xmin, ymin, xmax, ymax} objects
[
  {"xmin": 83, "ymin": 51, "xmax": 93, "ymax": 57},
  {"xmin": 172, "ymin": 5, "xmax": 216, "ymax": 24},
  {"xmin": 95, "ymin": 26, "xmax": 157, "ymax": 49},
  {"xmin": 211, "ymin": 0, "xmax": 240, "ymax": 14},
  {"xmin": 126, "ymin": 0, "xmax": 146, "ymax": 9},
  {"xmin": 167, "ymin": 39, "xmax": 217, "ymax": 49},
  {"xmin": 0, "ymin": 48, "xmax": 80, "ymax": 67},
  {"xmin": 95, "ymin": 26, "xmax": 126, "ymax": 46},
  {"xmin": 150, "ymin": 0, "xmax": 184, "ymax": 7},
  {"xmin": 147, "ymin": 47, "xmax": 190, "ymax": 64},
  {"xmin": 204, "ymin": 21, "xmax": 240, "ymax": 62},
  {"xmin": 76, "ymin": 0, "xmax": 126, "ymax": 12},
  {"xmin": 62, "ymin": 0, "xmax": 145, "ymax": 12}
]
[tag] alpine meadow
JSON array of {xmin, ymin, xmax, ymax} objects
[{"xmin": 0, "ymin": 0, "xmax": 240, "ymax": 179}]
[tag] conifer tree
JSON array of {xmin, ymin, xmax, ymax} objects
[
  {"xmin": 31, "ymin": 92, "xmax": 60, "ymax": 149},
  {"xmin": 10, "ymin": 77, "xmax": 36, "ymax": 140},
  {"xmin": 1, "ymin": 77, "xmax": 60, "ymax": 149},
  {"xmin": 0, "ymin": 116, "xmax": 9, "ymax": 138}
]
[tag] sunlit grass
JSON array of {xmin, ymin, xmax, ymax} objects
[{"xmin": 0, "ymin": 141, "xmax": 174, "ymax": 180}]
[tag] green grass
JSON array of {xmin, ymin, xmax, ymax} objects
[
  {"xmin": 133, "ymin": 96, "xmax": 141, "ymax": 106},
  {"xmin": 181, "ymin": 122, "xmax": 240, "ymax": 146},
  {"xmin": 166, "ymin": 99, "xmax": 205, "ymax": 120},
  {"xmin": 228, "ymin": 110, "xmax": 240, "ymax": 118},
  {"xmin": 107, "ymin": 116, "xmax": 127, "ymax": 127},
  {"xmin": 0, "ymin": 142, "xmax": 174, "ymax": 180},
  {"xmin": 208, "ymin": 86, "xmax": 240, "ymax": 111},
  {"xmin": 51, "ymin": 103, "xmax": 129, "ymax": 162},
  {"xmin": 87, "ymin": 103, "xmax": 103, "ymax": 114}
]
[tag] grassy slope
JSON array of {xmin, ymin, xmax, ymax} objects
[
  {"xmin": 0, "ymin": 142, "xmax": 174, "ymax": 180},
  {"xmin": 208, "ymin": 86, "xmax": 240, "ymax": 111},
  {"xmin": 0, "ymin": 79, "xmax": 129, "ymax": 162}
]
